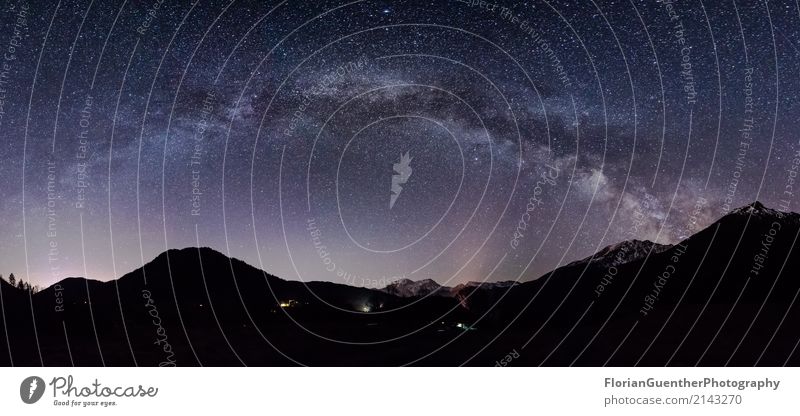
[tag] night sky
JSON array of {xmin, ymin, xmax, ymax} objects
[{"xmin": 1, "ymin": 0, "xmax": 799, "ymax": 289}]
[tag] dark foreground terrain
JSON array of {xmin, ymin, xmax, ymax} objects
[{"xmin": 1, "ymin": 202, "xmax": 799, "ymax": 366}]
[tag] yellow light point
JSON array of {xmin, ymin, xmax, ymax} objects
[{"xmin": 279, "ymin": 302, "xmax": 291, "ymax": 308}]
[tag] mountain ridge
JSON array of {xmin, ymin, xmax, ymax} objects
[
  {"xmin": 11, "ymin": 200, "xmax": 798, "ymax": 297},
  {"xmin": 2, "ymin": 201, "xmax": 799, "ymax": 366}
]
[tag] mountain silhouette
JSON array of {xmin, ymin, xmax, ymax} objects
[{"xmin": 1, "ymin": 202, "xmax": 799, "ymax": 366}]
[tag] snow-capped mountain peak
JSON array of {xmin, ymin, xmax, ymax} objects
[
  {"xmin": 731, "ymin": 201, "xmax": 785, "ymax": 217},
  {"xmin": 381, "ymin": 278, "xmax": 444, "ymax": 297}
]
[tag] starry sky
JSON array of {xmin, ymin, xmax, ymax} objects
[{"xmin": 1, "ymin": 0, "xmax": 799, "ymax": 289}]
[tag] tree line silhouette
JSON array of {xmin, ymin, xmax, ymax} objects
[{"xmin": 1, "ymin": 273, "xmax": 39, "ymax": 294}]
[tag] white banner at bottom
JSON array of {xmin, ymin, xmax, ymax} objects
[{"xmin": 0, "ymin": 367, "xmax": 796, "ymax": 415}]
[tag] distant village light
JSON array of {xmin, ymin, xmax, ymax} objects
[{"xmin": 456, "ymin": 323, "xmax": 476, "ymax": 331}]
